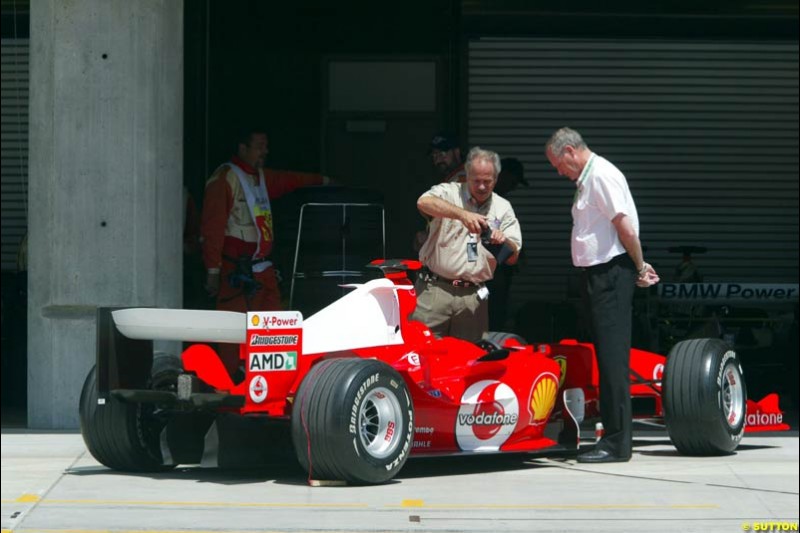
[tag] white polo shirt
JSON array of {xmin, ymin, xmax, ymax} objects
[{"xmin": 571, "ymin": 153, "xmax": 639, "ymax": 268}]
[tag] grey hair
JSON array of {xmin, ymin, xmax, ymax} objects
[
  {"xmin": 545, "ymin": 127, "xmax": 588, "ymax": 156},
  {"xmin": 465, "ymin": 146, "xmax": 501, "ymax": 178}
]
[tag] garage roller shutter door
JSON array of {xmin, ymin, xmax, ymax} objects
[
  {"xmin": 468, "ymin": 38, "xmax": 798, "ymax": 306},
  {"xmin": 1, "ymin": 38, "xmax": 29, "ymax": 272}
]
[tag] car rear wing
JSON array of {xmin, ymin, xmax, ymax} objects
[{"xmin": 95, "ymin": 307, "xmax": 247, "ymax": 398}]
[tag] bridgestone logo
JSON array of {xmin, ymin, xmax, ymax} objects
[
  {"xmin": 717, "ymin": 351, "xmax": 736, "ymax": 388},
  {"xmin": 349, "ymin": 373, "xmax": 380, "ymax": 434},
  {"xmin": 457, "ymin": 413, "xmax": 518, "ymax": 426},
  {"xmin": 251, "ymin": 334, "xmax": 298, "ymax": 346}
]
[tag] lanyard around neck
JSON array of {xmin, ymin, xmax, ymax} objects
[{"xmin": 573, "ymin": 153, "xmax": 596, "ymax": 205}]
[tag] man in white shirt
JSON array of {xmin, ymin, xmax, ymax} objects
[{"xmin": 545, "ymin": 127, "xmax": 659, "ymax": 464}]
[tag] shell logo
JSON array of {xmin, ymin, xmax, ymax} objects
[
  {"xmin": 251, "ymin": 315, "xmax": 260, "ymax": 327},
  {"xmin": 530, "ymin": 372, "xmax": 559, "ymax": 425}
]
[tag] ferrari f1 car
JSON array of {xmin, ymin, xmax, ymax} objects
[{"xmin": 79, "ymin": 260, "xmax": 788, "ymax": 484}]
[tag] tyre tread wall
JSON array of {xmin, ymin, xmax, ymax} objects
[{"xmin": 468, "ymin": 39, "xmax": 799, "ymax": 305}]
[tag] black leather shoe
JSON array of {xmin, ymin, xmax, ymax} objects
[{"xmin": 576, "ymin": 448, "xmax": 631, "ymax": 463}]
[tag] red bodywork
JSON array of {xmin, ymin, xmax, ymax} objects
[{"xmin": 181, "ymin": 260, "xmax": 785, "ymax": 456}]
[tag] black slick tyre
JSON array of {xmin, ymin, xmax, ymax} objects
[
  {"xmin": 150, "ymin": 352, "xmax": 183, "ymax": 391},
  {"xmin": 482, "ymin": 332, "xmax": 528, "ymax": 351},
  {"xmin": 663, "ymin": 338, "xmax": 747, "ymax": 455},
  {"xmin": 79, "ymin": 365, "xmax": 172, "ymax": 472},
  {"xmin": 291, "ymin": 358, "xmax": 413, "ymax": 484}
]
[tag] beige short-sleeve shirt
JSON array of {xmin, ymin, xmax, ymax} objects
[{"xmin": 419, "ymin": 182, "xmax": 522, "ymax": 283}]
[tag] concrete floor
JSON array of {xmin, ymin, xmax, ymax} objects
[{"xmin": 2, "ymin": 423, "xmax": 798, "ymax": 533}]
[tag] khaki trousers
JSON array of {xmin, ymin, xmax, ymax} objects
[{"xmin": 410, "ymin": 278, "xmax": 488, "ymax": 343}]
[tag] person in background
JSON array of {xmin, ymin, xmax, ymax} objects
[
  {"xmin": 545, "ymin": 127, "xmax": 659, "ymax": 464},
  {"xmin": 411, "ymin": 147, "xmax": 522, "ymax": 342},
  {"xmin": 201, "ymin": 126, "xmax": 329, "ymax": 374},
  {"xmin": 429, "ymin": 132, "xmax": 466, "ymax": 184},
  {"xmin": 414, "ymin": 133, "xmax": 468, "ymax": 252},
  {"xmin": 493, "ymin": 157, "xmax": 528, "ymax": 196},
  {"xmin": 487, "ymin": 157, "xmax": 528, "ymax": 331}
]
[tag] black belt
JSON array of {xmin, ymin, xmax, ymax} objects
[
  {"xmin": 420, "ymin": 268, "xmax": 483, "ymax": 288},
  {"xmin": 580, "ymin": 254, "xmax": 632, "ymax": 272},
  {"xmin": 223, "ymin": 254, "xmax": 271, "ymax": 266}
]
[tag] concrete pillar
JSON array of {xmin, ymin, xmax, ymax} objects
[{"xmin": 28, "ymin": 0, "xmax": 183, "ymax": 428}]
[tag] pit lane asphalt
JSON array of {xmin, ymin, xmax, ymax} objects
[{"xmin": 2, "ymin": 423, "xmax": 798, "ymax": 533}]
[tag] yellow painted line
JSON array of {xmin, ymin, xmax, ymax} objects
[
  {"xmin": 670, "ymin": 504, "xmax": 722, "ymax": 509},
  {"xmin": 1, "ymin": 530, "xmax": 359, "ymax": 533},
  {"xmin": 2, "ymin": 497, "xmax": 718, "ymax": 511},
  {"xmin": 27, "ymin": 498, "xmax": 368, "ymax": 509},
  {"xmin": 387, "ymin": 503, "xmax": 719, "ymax": 510}
]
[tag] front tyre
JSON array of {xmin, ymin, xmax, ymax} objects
[
  {"xmin": 663, "ymin": 338, "xmax": 746, "ymax": 455},
  {"xmin": 291, "ymin": 358, "xmax": 413, "ymax": 484}
]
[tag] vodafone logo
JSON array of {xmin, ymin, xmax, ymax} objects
[
  {"xmin": 249, "ymin": 375, "xmax": 268, "ymax": 403},
  {"xmin": 653, "ymin": 363, "xmax": 664, "ymax": 387},
  {"xmin": 747, "ymin": 412, "xmax": 783, "ymax": 426},
  {"xmin": 456, "ymin": 380, "xmax": 519, "ymax": 452}
]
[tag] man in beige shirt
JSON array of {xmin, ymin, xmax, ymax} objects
[{"xmin": 411, "ymin": 147, "xmax": 522, "ymax": 342}]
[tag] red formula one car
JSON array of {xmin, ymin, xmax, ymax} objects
[{"xmin": 79, "ymin": 260, "xmax": 788, "ymax": 484}]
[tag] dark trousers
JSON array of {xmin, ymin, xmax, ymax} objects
[
  {"xmin": 582, "ymin": 253, "xmax": 636, "ymax": 457},
  {"xmin": 487, "ymin": 264, "xmax": 514, "ymax": 331}
]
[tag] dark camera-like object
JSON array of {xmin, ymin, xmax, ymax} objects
[
  {"xmin": 480, "ymin": 226, "xmax": 514, "ymax": 264},
  {"xmin": 228, "ymin": 255, "xmax": 262, "ymax": 297},
  {"xmin": 228, "ymin": 272, "xmax": 261, "ymax": 297},
  {"xmin": 480, "ymin": 226, "xmax": 493, "ymax": 245}
]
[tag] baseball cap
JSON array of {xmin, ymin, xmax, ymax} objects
[{"xmin": 429, "ymin": 132, "xmax": 459, "ymax": 153}]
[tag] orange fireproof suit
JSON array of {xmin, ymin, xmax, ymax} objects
[{"xmin": 201, "ymin": 155, "xmax": 323, "ymax": 372}]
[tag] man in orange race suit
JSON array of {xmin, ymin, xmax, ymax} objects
[{"xmin": 201, "ymin": 126, "xmax": 328, "ymax": 374}]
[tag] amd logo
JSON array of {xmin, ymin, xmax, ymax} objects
[{"xmin": 248, "ymin": 352, "xmax": 297, "ymax": 372}]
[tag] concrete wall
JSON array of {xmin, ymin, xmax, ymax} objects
[{"xmin": 27, "ymin": 0, "xmax": 183, "ymax": 428}]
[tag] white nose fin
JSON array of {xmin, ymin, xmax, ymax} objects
[
  {"xmin": 563, "ymin": 387, "xmax": 585, "ymax": 425},
  {"xmin": 559, "ymin": 387, "xmax": 585, "ymax": 450}
]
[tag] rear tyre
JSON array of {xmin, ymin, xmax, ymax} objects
[
  {"xmin": 79, "ymin": 365, "xmax": 173, "ymax": 472},
  {"xmin": 291, "ymin": 358, "xmax": 413, "ymax": 484},
  {"xmin": 480, "ymin": 332, "xmax": 528, "ymax": 351},
  {"xmin": 663, "ymin": 338, "xmax": 746, "ymax": 455},
  {"xmin": 151, "ymin": 352, "xmax": 183, "ymax": 391}
]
